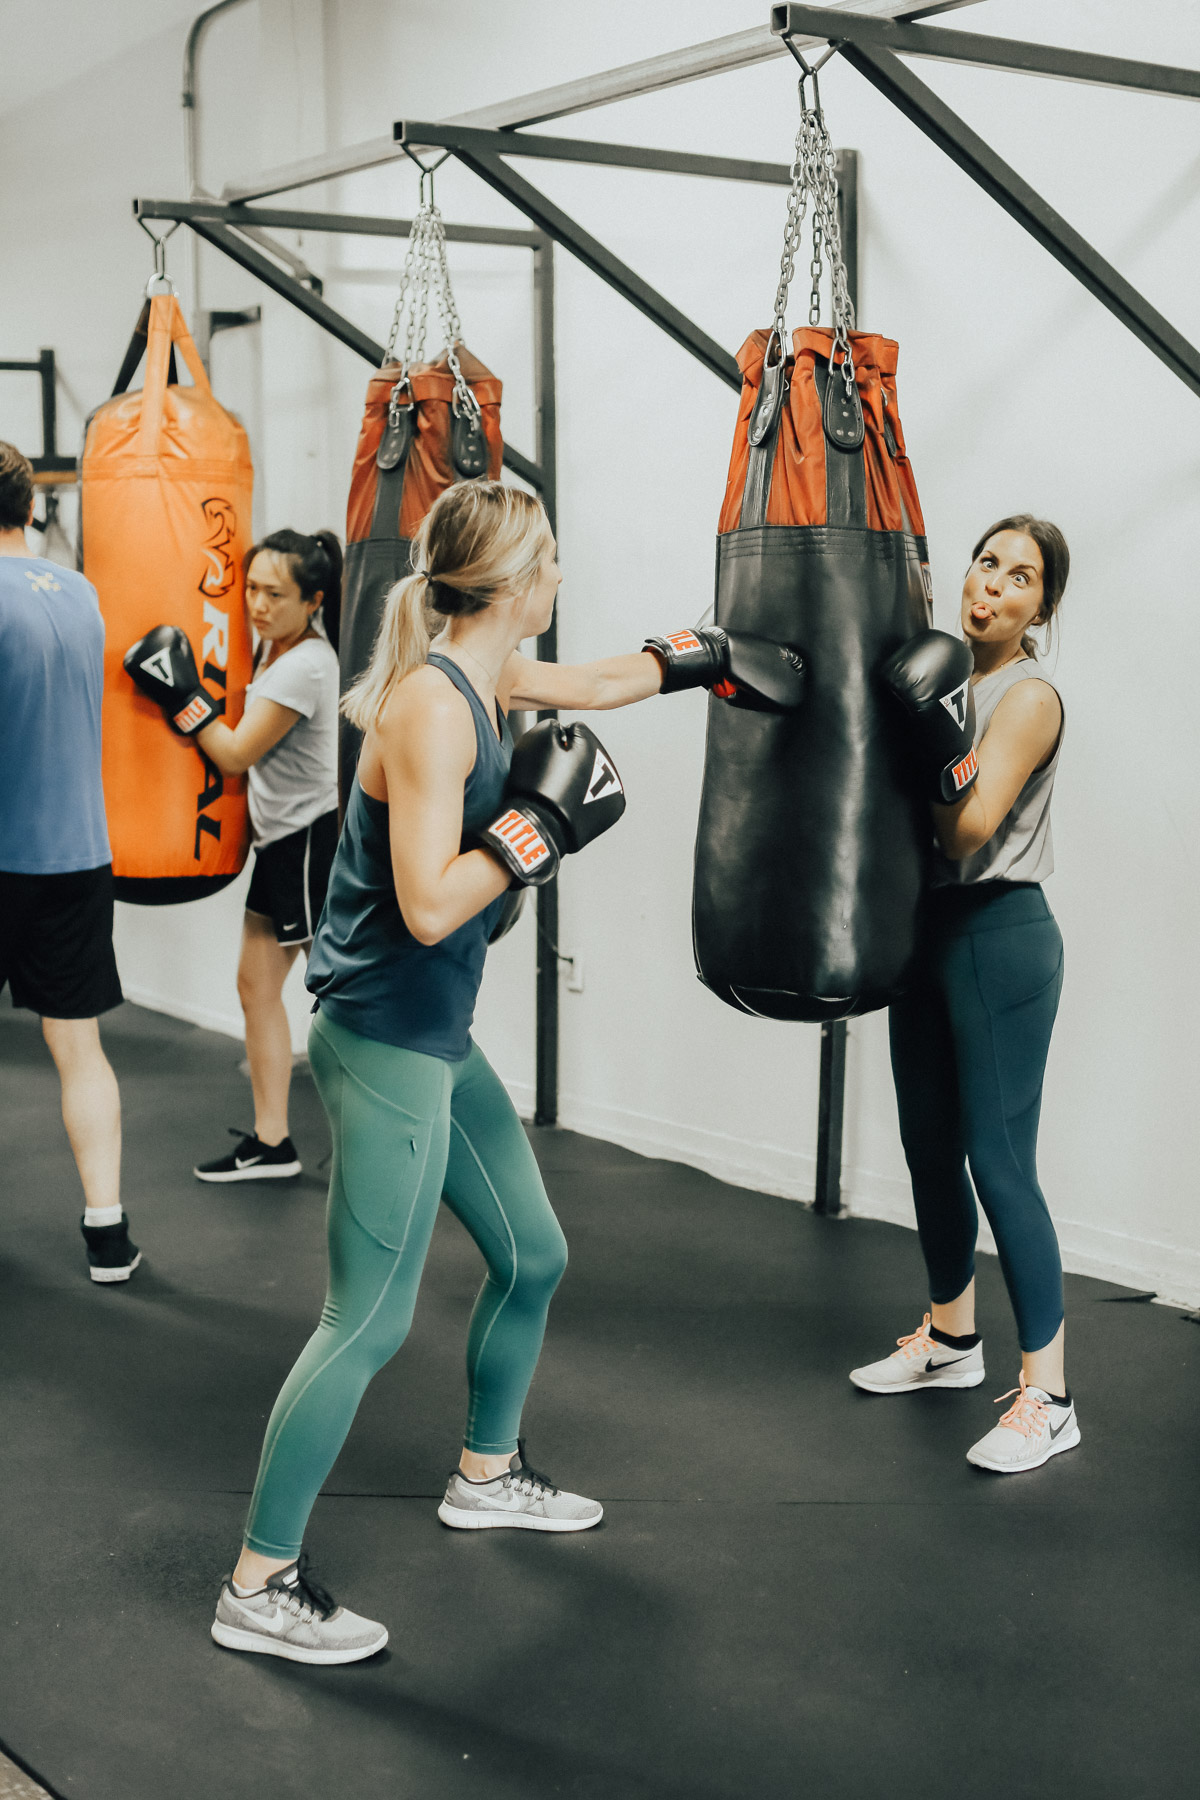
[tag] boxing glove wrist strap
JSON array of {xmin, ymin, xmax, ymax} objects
[{"xmin": 479, "ymin": 801, "xmax": 562, "ymax": 888}]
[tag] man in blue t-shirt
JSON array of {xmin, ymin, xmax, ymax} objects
[{"xmin": 0, "ymin": 442, "xmax": 139, "ymax": 1283}]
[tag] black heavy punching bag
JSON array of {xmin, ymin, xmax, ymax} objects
[{"xmin": 693, "ymin": 85, "xmax": 932, "ymax": 1021}]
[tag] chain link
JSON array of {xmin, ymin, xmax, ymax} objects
[
  {"xmin": 771, "ymin": 73, "xmax": 856, "ymax": 394},
  {"xmin": 382, "ymin": 167, "xmax": 480, "ymax": 418}
]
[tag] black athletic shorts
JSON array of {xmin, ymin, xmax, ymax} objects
[
  {"xmin": 0, "ymin": 864, "xmax": 123, "ymax": 1019},
  {"xmin": 245, "ymin": 809, "xmax": 339, "ymax": 946}
]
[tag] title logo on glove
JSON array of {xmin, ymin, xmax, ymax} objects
[
  {"xmin": 583, "ymin": 748, "xmax": 623, "ymax": 804},
  {"xmin": 491, "ymin": 809, "xmax": 552, "ymax": 872},
  {"xmin": 939, "ymin": 679, "xmax": 970, "ymax": 731}
]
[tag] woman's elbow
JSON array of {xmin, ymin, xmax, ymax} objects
[{"xmin": 400, "ymin": 900, "xmax": 449, "ymax": 946}]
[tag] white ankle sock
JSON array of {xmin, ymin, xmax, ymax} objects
[
  {"xmin": 231, "ymin": 1579, "xmax": 258, "ymax": 1598},
  {"xmin": 84, "ymin": 1204, "xmax": 123, "ymax": 1227}
]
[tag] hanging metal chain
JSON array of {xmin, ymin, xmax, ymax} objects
[
  {"xmin": 770, "ymin": 68, "xmax": 856, "ymax": 395},
  {"xmin": 383, "ymin": 163, "xmax": 480, "ymax": 419}
]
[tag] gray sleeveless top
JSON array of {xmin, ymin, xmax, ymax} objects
[{"xmin": 931, "ymin": 659, "xmax": 1064, "ymax": 888}]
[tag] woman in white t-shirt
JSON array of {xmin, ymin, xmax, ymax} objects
[{"xmin": 186, "ymin": 530, "xmax": 342, "ymax": 1184}]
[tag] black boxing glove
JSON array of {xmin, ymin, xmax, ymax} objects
[
  {"xmin": 479, "ymin": 720, "xmax": 626, "ymax": 888},
  {"xmin": 643, "ymin": 625, "xmax": 805, "ymax": 714},
  {"xmin": 878, "ymin": 629, "xmax": 978, "ymax": 804},
  {"xmin": 124, "ymin": 625, "xmax": 219, "ymax": 736}
]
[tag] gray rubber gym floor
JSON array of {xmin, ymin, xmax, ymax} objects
[{"xmin": 1, "ymin": 995, "xmax": 1197, "ymax": 1799}]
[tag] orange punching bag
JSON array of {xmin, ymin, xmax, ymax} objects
[{"xmin": 83, "ymin": 293, "xmax": 254, "ymax": 903}]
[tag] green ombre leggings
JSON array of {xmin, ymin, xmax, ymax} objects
[{"xmin": 244, "ymin": 1009, "xmax": 568, "ymax": 1559}]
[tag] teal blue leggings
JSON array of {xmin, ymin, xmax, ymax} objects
[
  {"xmin": 244, "ymin": 1009, "xmax": 568, "ymax": 1559},
  {"xmin": 889, "ymin": 882, "xmax": 1065, "ymax": 1354}
]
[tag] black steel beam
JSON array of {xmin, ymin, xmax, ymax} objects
[
  {"xmin": 431, "ymin": 146, "xmax": 742, "ymax": 391},
  {"xmin": 790, "ymin": 38, "xmax": 1200, "ymax": 400},
  {"xmin": 180, "ymin": 215, "xmax": 544, "ymax": 487},
  {"xmin": 532, "ymin": 238, "xmax": 560, "ymax": 1127},
  {"xmin": 772, "ymin": 6, "xmax": 1200, "ymax": 102},
  {"xmin": 395, "ymin": 119, "xmax": 793, "ymax": 187},
  {"xmin": 135, "ymin": 196, "xmax": 542, "ymax": 249}
]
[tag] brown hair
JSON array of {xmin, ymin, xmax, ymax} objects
[
  {"xmin": 0, "ymin": 441, "xmax": 35, "ymax": 532},
  {"xmin": 342, "ymin": 481, "xmax": 549, "ymax": 732},
  {"xmin": 971, "ymin": 513, "xmax": 1070, "ymax": 660}
]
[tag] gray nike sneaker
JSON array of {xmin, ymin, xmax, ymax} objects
[
  {"xmin": 211, "ymin": 1555, "xmax": 387, "ymax": 1664},
  {"xmin": 850, "ymin": 1312, "xmax": 985, "ymax": 1393},
  {"xmin": 437, "ymin": 1440, "xmax": 603, "ymax": 1533},
  {"xmin": 966, "ymin": 1373, "xmax": 1080, "ymax": 1473}
]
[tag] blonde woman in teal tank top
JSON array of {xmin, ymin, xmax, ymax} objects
[
  {"xmin": 850, "ymin": 516, "xmax": 1081, "ymax": 1478},
  {"xmin": 210, "ymin": 482, "xmax": 677, "ymax": 1664}
]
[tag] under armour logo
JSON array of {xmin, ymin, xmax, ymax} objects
[
  {"xmin": 140, "ymin": 647, "xmax": 175, "ymax": 686},
  {"xmin": 939, "ymin": 679, "xmax": 970, "ymax": 731},
  {"xmin": 584, "ymin": 747, "xmax": 622, "ymax": 804},
  {"xmin": 25, "ymin": 569, "xmax": 61, "ymax": 594}
]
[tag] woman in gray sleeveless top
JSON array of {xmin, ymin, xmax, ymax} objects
[{"xmin": 850, "ymin": 515, "xmax": 1080, "ymax": 1477}]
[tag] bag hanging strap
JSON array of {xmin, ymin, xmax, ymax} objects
[{"xmin": 135, "ymin": 295, "xmax": 212, "ymax": 460}]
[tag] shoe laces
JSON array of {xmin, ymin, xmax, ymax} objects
[
  {"xmin": 507, "ymin": 1438, "xmax": 558, "ymax": 1501},
  {"xmin": 266, "ymin": 1551, "xmax": 335, "ymax": 1621},
  {"xmin": 993, "ymin": 1372, "xmax": 1050, "ymax": 1438},
  {"xmin": 895, "ymin": 1313, "xmax": 936, "ymax": 1359}
]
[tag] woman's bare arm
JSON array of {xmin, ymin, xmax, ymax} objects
[
  {"xmin": 500, "ymin": 649, "xmax": 663, "ymax": 713},
  {"xmin": 196, "ymin": 697, "xmax": 300, "ymax": 776},
  {"xmin": 933, "ymin": 679, "xmax": 1062, "ymax": 859},
  {"xmin": 377, "ymin": 671, "xmax": 511, "ymax": 946}
]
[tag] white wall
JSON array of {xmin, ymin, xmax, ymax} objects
[{"xmin": 3, "ymin": 0, "xmax": 1199, "ymax": 1302}]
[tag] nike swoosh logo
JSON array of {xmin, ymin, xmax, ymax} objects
[
  {"xmin": 241, "ymin": 1604, "xmax": 292, "ymax": 1635},
  {"xmin": 1049, "ymin": 1414, "xmax": 1073, "ymax": 1438},
  {"xmin": 923, "ymin": 1354, "xmax": 968, "ymax": 1372},
  {"xmin": 234, "ymin": 1156, "xmax": 263, "ymax": 1169}
]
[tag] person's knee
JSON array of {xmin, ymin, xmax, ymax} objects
[
  {"xmin": 514, "ymin": 1226, "xmax": 568, "ymax": 1300},
  {"xmin": 42, "ymin": 1016, "xmax": 106, "ymax": 1073}
]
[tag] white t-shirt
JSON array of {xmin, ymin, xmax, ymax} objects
[{"xmin": 244, "ymin": 634, "xmax": 340, "ymax": 846}]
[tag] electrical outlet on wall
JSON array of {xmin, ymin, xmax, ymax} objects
[{"xmin": 562, "ymin": 951, "xmax": 584, "ymax": 993}]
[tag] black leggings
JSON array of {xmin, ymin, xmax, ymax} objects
[{"xmin": 889, "ymin": 882, "xmax": 1065, "ymax": 1353}]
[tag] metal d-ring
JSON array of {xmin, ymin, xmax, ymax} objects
[{"xmin": 137, "ymin": 216, "xmax": 181, "ymax": 294}]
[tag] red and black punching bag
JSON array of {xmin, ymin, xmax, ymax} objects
[
  {"xmin": 693, "ymin": 326, "xmax": 931, "ymax": 1021},
  {"xmin": 339, "ymin": 346, "xmax": 503, "ymax": 794}
]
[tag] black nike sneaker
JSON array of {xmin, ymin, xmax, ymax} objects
[
  {"xmin": 194, "ymin": 1129, "xmax": 302, "ymax": 1183},
  {"xmin": 80, "ymin": 1214, "xmax": 142, "ymax": 1283}
]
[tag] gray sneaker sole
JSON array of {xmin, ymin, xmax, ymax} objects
[
  {"xmin": 193, "ymin": 1161, "xmax": 302, "ymax": 1183},
  {"xmin": 849, "ymin": 1365, "xmax": 984, "ymax": 1394},
  {"xmin": 89, "ymin": 1251, "xmax": 142, "ymax": 1284},
  {"xmin": 966, "ymin": 1421, "xmax": 1081, "ymax": 1474},
  {"xmin": 437, "ymin": 1499, "xmax": 603, "ymax": 1532},
  {"xmin": 210, "ymin": 1618, "xmax": 388, "ymax": 1664}
]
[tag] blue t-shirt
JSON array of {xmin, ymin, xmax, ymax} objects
[
  {"xmin": 0, "ymin": 556, "xmax": 111, "ymax": 874},
  {"xmin": 306, "ymin": 654, "xmax": 513, "ymax": 1060}
]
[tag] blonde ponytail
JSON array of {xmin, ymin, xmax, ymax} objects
[
  {"xmin": 341, "ymin": 574, "xmax": 432, "ymax": 732},
  {"xmin": 341, "ymin": 479, "xmax": 550, "ymax": 735}
]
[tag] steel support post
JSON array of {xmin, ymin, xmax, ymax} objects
[
  {"xmin": 776, "ymin": 25, "xmax": 1200, "ymax": 400},
  {"xmin": 814, "ymin": 1018, "xmax": 848, "ymax": 1216},
  {"xmin": 810, "ymin": 148, "xmax": 858, "ymax": 1218},
  {"xmin": 532, "ymin": 238, "xmax": 561, "ymax": 1126}
]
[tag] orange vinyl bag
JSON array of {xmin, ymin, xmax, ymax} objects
[{"xmin": 82, "ymin": 294, "xmax": 254, "ymax": 904}]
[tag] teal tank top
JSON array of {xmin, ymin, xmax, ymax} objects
[{"xmin": 306, "ymin": 653, "xmax": 513, "ymax": 1060}]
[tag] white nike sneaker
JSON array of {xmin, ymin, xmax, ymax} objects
[
  {"xmin": 437, "ymin": 1440, "xmax": 603, "ymax": 1533},
  {"xmin": 850, "ymin": 1312, "xmax": 985, "ymax": 1394},
  {"xmin": 211, "ymin": 1555, "xmax": 387, "ymax": 1664},
  {"xmin": 966, "ymin": 1372, "xmax": 1081, "ymax": 1473}
]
